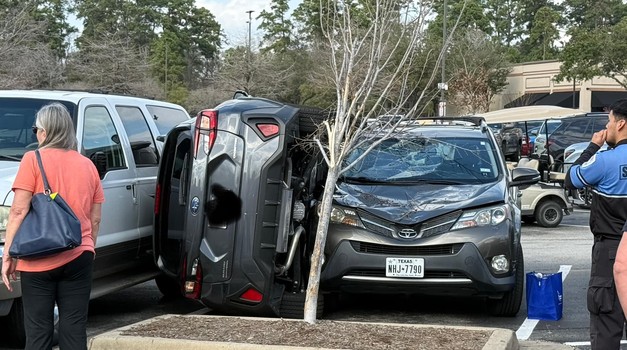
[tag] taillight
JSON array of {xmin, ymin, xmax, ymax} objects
[
  {"xmin": 240, "ymin": 287, "xmax": 263, "ymax": 303},
  {"xmin": 256, "ymin": 123, "xmax": 279, "ymax": 138},
  {"xmin": 193, "ymin": 109, "xmax": 218, "ymax": 158},
  {"xmin": 154, "ymin": 183, "xmax": 161, "ymax": 215},
  {"xmin": 184, "ymin": 257, "xmax": 202, "ymax": 299}
]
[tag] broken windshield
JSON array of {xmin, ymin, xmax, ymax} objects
[{"xmin": 343, "ymin": 136, "xmax": 500, "ymax": 184}]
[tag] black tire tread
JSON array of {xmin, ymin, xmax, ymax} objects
[
  {"xmin": 280, "ymin": 292, "xmax": 324, "ymax": 319},
  {"xmin": 535, "ymin": 200, "xmax": 563, "ymax": 228},
  {"xmin": 155, "ymin": 274, "xmax": 183, "ymax": 299}
]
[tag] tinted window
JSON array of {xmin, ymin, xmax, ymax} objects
[
  {"xmin": 344, "ymin": 136, "xmax": 499, "ymax": 184},
  {"xmin": 82, "ymin": 106, "xmax": 126, "ymax": 172},
  {"xmin": 146, "ymin": 105, "xmax": 189, "ymax": 135},
  {"xmin": 0, "ymin": 98, "xmax": 76, "ymax": 160},
  {"xmin": 116, "ymin": 106, "xmax": 159, "ymax": 166}
]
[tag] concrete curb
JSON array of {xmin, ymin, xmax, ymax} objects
[{"xmin": 88, "ymin": 314, "xmax": 518, "ymax": 350}]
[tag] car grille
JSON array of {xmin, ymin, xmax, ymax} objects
[
  {"xmin": 349, "ymin": 269, "xmax": 467, "ymax": 279},
  {"xmin": 350, "ymin": 241, "xmax": 463, "ymax": 255},
  {"xmin": 358, "ymin": 210, "xmax": 462, "ymax": 239}
]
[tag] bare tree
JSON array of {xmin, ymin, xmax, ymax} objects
[
  {"xmin": 65, "ymin": 34, "xmax": 158, "ymax": 96},
  {"xmin": 0, "ymin": 5, "xmax": 64, "ymax": 88},
  {"xmin": 448, "ymin": 30, "xmax": 511, "ymax": 114},
  {"xmin": 303, "ymin": 0, "xmax": 459, "ymax": 323}
]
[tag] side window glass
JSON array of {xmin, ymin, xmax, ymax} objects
[
  {"xmin": 563, "ymin": 119, "xmax": 589, "ymax": 138},
  {"xmin": 116, "ymin": 106, "xmax": 159, "ymax": 166},
  {"xmin": 82, "ymin": 106, "xmax": 127, "ymax": 175},
  {"xmin": 592, "ymin": 117, "xmax": 607, "ymax": 133},
  {"xmin": 146, "ymin": 105, "xmax": 190, "ymax": 135}
]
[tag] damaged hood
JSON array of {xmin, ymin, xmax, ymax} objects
[{"xmin": 334, "ymin": 181, "xmax": 506, "ymax": 225}]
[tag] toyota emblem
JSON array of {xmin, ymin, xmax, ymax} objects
[{"xmin": 398, "ymin": 228, "xmax": 418, "ymax": 239}]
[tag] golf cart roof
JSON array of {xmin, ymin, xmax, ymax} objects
[{"xmin": 476, "ymin": 105, "xmax": 585, "ymax": 124}]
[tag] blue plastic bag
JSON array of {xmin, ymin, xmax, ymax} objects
[{"xmin": 526, "ymin": 271, "xmax": 563, "ymax": 320}]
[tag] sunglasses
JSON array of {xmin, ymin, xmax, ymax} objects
[{"xmin": 32, "ymin": 126, "xmax": 40, "ymax": 134}]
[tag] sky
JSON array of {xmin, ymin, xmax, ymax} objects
[{"xmin": 196, "ymin": 0, "xmax": 301, "ymax": 47}]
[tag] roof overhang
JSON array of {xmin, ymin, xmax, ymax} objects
[{"xmin": 475, "ymin": 105, "xmax": 585, "ymax": 124}]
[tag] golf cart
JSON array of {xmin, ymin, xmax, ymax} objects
[{"xmin": 477, "ymin": 106, "xmax": 582, "ymax": 227}]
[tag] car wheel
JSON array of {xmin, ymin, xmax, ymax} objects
[
  {"xmin": 2, "ymin": 298, "xmax": 26, "ymax": 347},
  {"xmin": 280, "ymin": 292, "xmax": 324, "ymax": 319},
  {"xmin": 297, "ymin": 107, "xmax": 330, "ymax": 137},
  {"xmin": 487, "ymin": 245, "xmax": 523, "ymax": 317},
  {"xmin": 510, "ymin": 146, "xmax": 520, "ymax": 162},
  {"xmin": 155, "ymin": 274, "xmax": 183, "ymax": 299},
  {"xmin": 535, "ymin": 200, "xmax": 563, "ymax": 228}
]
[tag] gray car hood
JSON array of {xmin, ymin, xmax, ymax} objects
[{"xmin": 334, "ymin": 181, "xmax": 506, "ymax": 225}]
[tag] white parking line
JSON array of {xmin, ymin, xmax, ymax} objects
[
  {"xmin": 559, "ymin": 224, "xmax": 591, "ymax": 228},
  {"xmin": 565, "ymin": 340, "xmax": 627, "ymax": 346},
  {"xmin": 516, "ymin": 265, "xmax": 572, "ymax": 341}
]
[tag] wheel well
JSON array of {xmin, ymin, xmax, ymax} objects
[{"xmin": 536, "ymin": 195, "xmax": 565, "ymax": 209}]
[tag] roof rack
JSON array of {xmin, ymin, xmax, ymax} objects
[{"xmin": 417, "ymin": 116, "xmax": 485, "ymax": 126}]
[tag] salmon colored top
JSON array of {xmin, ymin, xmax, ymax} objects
[{"xmin": 12, "ymin": 148, "xmax": 105, "ymax": 272}]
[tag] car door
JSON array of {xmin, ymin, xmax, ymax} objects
[
  {"xmin": 114, "ymin": 105, "xmax": 160, "ymax": 252},
  {"xmin": 77, "ymin": 99, "xmax": 140, "ymax": 277}
]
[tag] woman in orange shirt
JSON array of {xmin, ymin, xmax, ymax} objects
[{"xmin": 1, "ymin": 103, "xmax": 104, "ymax": 350}]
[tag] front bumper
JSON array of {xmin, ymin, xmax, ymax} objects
[{"xmin": 320, "ymin": 236, "xmax": 516, "ymax": 297}]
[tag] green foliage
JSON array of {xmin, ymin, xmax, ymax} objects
[
  {"xmin": 257, "ymin": 0, "xmax": 294, "ymax": 53},
  {"xmin": 557, "ymin": 18, "xmax": 627, "ymax": 88},
  {"xmin": 520, "ymin": 6, "xmax": 560, "ymax": 61},
  {"xmin": 563, "ymin": 0, "xmax": 626, "ymax": 29}
]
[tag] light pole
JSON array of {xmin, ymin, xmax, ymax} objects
[
  {"xmin": 438, "ymin": 0, "xmax": 448, "ymax": 117},
  {"xmin": 246, "ymin": 10, "xmax": 254, "ymax": 89}
]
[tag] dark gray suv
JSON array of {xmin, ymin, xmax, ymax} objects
[{"xmin": 154, "ymin": 96, "xmax": 540, "ymax": 319}]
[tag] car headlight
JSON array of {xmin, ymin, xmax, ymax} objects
[
  {"xmin": 451, "ymin": 205, "xmax": 508, "ymax": 230},
  {"xmin": 329, "ymin": 206, "xmax": 365, "ymax": 228},
  {"xmin": 0, "ymin": 205, "xmax": 9, "ymax": 243}
]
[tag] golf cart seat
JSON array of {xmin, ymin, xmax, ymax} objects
[{"xmin": 516, "ymin": 157, "xmax": 540, "ymax": 171}]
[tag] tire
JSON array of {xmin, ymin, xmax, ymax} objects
[
  {"xmin": 280, "ymin": 292, "xmax": 324, "ymax": 319},
  {"xmin": 522, "ymin": 216, "xmax": 535, "ymax": 224},
  {"xmin": 487, "ymin": 245, "xmax": 523, "ymax": 317},
  {"xmin": 296, "ymin": 107, "xmax": 330, "ymax": 136},
  {"xmin": 510, "ymin": 145, "xmax": 520, "ymax": 162},
  {"xmin": 3, "ymin": 298, "xmax": 26, "ymax": 347},
  {"xmin": 155, "ymin": 274, "xmax": 183, "ymax": 299},
  {"xmin": 535, "ymin": 200, "xmax": 563, "ymax": 228}
]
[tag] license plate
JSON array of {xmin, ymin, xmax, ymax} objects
[{"xmin": 385, "ymin": 257, "xmax": 424, "ymax": 278}]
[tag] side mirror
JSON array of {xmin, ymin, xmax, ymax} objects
[
  {"xmin": 90, "ymin": 152, "xmax": 107, "ymax": 179},
  {"xmin": 510, "ymin": 167, "xmax": 540, "ymax": 188}
]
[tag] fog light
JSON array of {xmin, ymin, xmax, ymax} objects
[{"xmin": 491, "ymin": 255, "xmax": 509, "ymax": 273}]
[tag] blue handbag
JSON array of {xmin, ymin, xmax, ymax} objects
[
  {"xmin": 9, "ymin": 150, "xmax": 81, "ymax": 259},
  {"xmin": 526, "ymin": 271, "xmax": 563, "ymax": 321}
]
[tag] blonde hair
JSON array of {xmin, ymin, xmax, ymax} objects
[{"xmin": 35, "ymin": 103, "xmax": 78, "ymax": 151}]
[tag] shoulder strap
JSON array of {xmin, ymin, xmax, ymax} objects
[{"xmin": 34, "ymin": 150, "xmax": 52, "ymax": 193}]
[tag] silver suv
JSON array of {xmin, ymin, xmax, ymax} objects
[{"xmin": 0, "ymin": 90, "xmax": 190, "ymax": 346}]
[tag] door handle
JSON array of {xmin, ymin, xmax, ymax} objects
[{"xmin": 126, "ymin": 185, "xmax": 132, "ymax": 190}]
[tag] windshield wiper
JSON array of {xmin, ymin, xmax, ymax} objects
[{"xmin": 340, "ymin": 176, "xmax": 389, "ymax": 184}]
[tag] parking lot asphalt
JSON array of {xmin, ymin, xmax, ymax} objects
[{"xmin": 86, "ymin": 314, "xmax": 576, "ymax": 350}]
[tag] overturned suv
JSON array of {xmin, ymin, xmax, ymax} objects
[{"xmin": 154, "ymin": 96, "xmax": 540, "ymax": 318}]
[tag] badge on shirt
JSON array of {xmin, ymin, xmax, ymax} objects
[{"xmin": 621, "ymin": 164, "xmax": 627, "ymax": 180}]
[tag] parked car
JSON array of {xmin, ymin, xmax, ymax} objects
[
  {"xmin": 0, "ymin": 90, "xmax": 190, "ymax": 346},
  {"xmin": 489, "ymin": 122, "xmax": 524, "ymax": 161},
  {"xmin": 531, "ymin": 119, "xmax": 562, "ymax": 156},
  {"xmin": 563, "ymin": 141, "xmax": 609, "ymax": 207},
  {"xmin": 154, "ymin": 95, "xmax": 540, "ymax": 319},
  {"xmin": 533, "ymin": 113, "xmax": 607, "ymax": 170}
]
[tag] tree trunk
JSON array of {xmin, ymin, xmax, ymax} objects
[{"xmin": 303, "ymin": 165, "xmax": 341, "ymax": 324}]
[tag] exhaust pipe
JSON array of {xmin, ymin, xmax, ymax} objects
[{"xmin": 275, "ymin": 226, "xmax": 305, "ymax": 275}]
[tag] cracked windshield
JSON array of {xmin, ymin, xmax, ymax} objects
[{"xmin": 344, "ymin": 135, "xmax": 500, "ymax": 184}]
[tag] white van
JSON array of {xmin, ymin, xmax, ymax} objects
[{"xmin": 0, "ymin": 90, "xmax": 190, "ymax": 346}]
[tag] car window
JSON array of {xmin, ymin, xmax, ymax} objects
[
  {"xmin": 592, "ymin": 117, "xmax": 608, "ymax": 134},
  {"xmin": 146, "ymin": 105, "xmax": 189, "ymax": 136},
  {"xmin": 116, "ymin": 106, "xmax": 159, "ymax": 167},
  {"xmin": 538, "ymin": 120, "xmax": 561, "ymax": 136},
  {"xmin": 0, "ymin": 98, "xmax": 76, "ymax": 160},
  {"xmin": 343, "ymin": 136, "xmax": 499, "ymax": 184},
  {"xmin": 82, "ymin": 106, "xmax": 126, "ymax": 172}
]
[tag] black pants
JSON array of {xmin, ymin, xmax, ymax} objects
[
  {"xmin": 20, "ymin": 251, "xmax": 94, "ymax": 350},
  {"xmin": 588, "ymin": 237, "xmax": 626, "ymax": 350}
]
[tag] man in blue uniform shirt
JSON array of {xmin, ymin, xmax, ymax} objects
[{"xmin": 566, "ymin": 99, "xmax": 627, "ymax": 350}]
